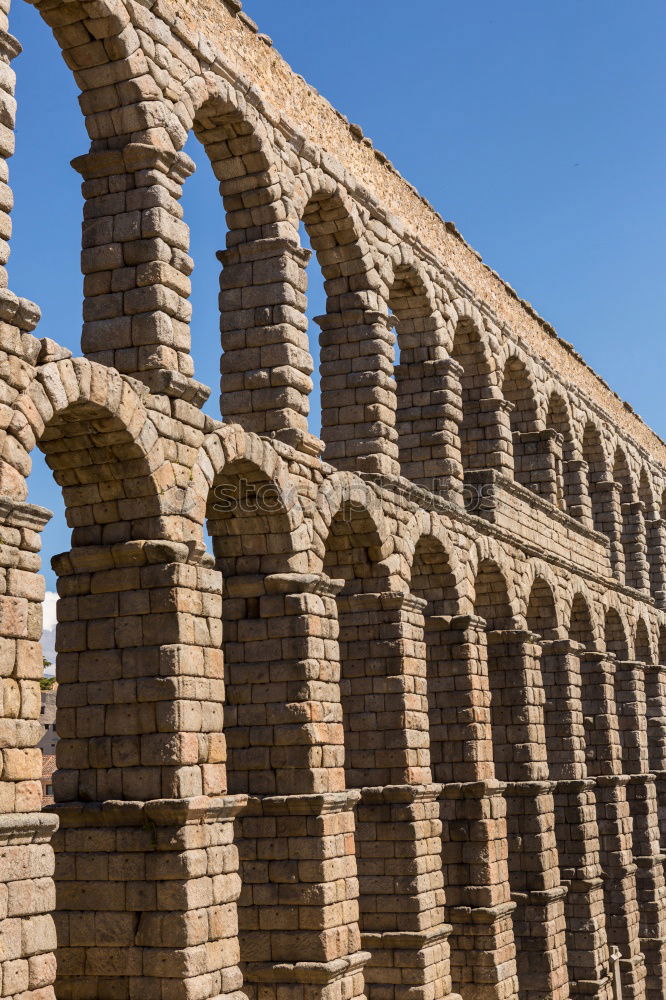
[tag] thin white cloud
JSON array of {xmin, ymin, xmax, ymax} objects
[{"xmin": 43, "ymin": 591, "xmax": 58, "ymax": 632}]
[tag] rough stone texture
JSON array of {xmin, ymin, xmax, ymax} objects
[
  {"xmin": 38, "ymin": 690, "xmax": 57, "ymax": 758},
  {"xmin": 0, "ymin": 1, "xmax": 665, "ymax": 999}
]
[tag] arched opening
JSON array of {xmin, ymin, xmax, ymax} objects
[
  {"xmin": 304, "ymin": 189, "xmax": 385, "ymax": 465},
  {"xmin": 408, "ymin": 534, "xmax": 459, "ymax": 784},
  {"xmin": 409, "ymin": 534, "xmax": 459, "ymax": 618},
  {"xmin": 545, "ymin": 392, "xmax": 574, "ymax": 512},
  {"xmin": 322, "ymin": 498, "xmax": 388, "ymax": 599},
  {"xmin": 27, "ymin": 448, "xmax": 65, "ymax": 684},
  {"xmin": 613, "ymin": 447, "xmax": 642, "ymax": 589},
  {"xmin": 525, "ymin": 577, "xmax": 561, "ymax": 770},
  {"xmin": 604, "ymin": 606, "xmax": 637, "ymax": 774},
  {"xmin": 570, "ymin": 593, "xmax": 595, "ymax": 649},
  {"xmin": 39, "ymin": 403, "xmax": 161, "ymax": 547},
  {"xmin": 388, "ymin": 263, "xmax": 439, "ymax": 480},
  {"xmin": 582, "ymin": 421, "xmax": 608, "ymax": 537},
  {"xmin": 572, "ymin": 594, "xmax": 602, "ymax": 774},
  {"xmin": 635, "ymin": 618, "xmax": 652, "ymax": 665},
  {"xmin": 639, "ymin": 469, "xmax": 661, "ymax": 597},
  {"xmin": 526, "ymin": 577, "xmax": 562, "ymax": 772},
  {"xmin": 614, "ymin": 616, "xmax": 650, "ymax": 780},
  {"xmin": 26, "ymin": 387, "xmax": 159, "ymax": 809},
  {"xmin": 605, "ymin": 607, "xmax": 629, "ymax": 660},
  {"xmin": 501, "ymin": 355, "xmax": 539, "ymax": 491},
  {"xmin": 527, "ymin": 578, "xmax": 583, "ymax": 994},
  {"xmin": 197, "ymin": 95, "xmax": 314, "ymax": 448},
  {"xmin": 449, "ymin": 319, "xmax": 494, "ymax": 474},
  {"xmin": 206, "ymin": 457, "xmax": 300, "ymax": 795},
  {"xmin": 181, "ymin": 129, "xmax": 229, "ymax": 420},
  {"xmin": 475, "ymin": 560, "xmax": 564, "ymax": 998},
  {"xmin": 473, "ymin": 558, "xmax": 514, "ymax": 630},
  {"xmin": 473, "ymin": 559, "xmax": 519, "ymax": 782},
  {"xmin": 298, "ymin": 221, "xmax": 323, "ymax": 438},
  {"xmin": 525, "ymin": 577, "xmax": 558, "ymax": 638},
  {"xmin": 323, "ymin": 500, "xmax": 390, "ymax": 787}
]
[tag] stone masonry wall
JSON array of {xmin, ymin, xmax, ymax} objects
[{"xmin": 0, "ymin": 2, "xmax": 665, "ymax": 1000}]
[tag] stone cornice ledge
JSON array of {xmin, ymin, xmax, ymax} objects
[
  {"xmin": 0, "ymin": 810, "xmax": 58, "ymax": 844},
  {"xmin": 49, "ymin": 795, "xmax": 247, "ymax": 826},
  {"xmin": 0, "ymin": 495, "xmax": 52, "ymax": 530}
]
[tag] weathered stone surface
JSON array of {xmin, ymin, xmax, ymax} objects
[{"xmin": 0, "ymin": 2, "xmax": 663, "ymax": 1000}]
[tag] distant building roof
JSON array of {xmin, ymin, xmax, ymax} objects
[
  {"xmin": 41, "ymin": 754, "xmax": 56, "ymax": 806},
  {"xmin": 38, "ymin": 688, "xmax": 58, "ymax": 755}
]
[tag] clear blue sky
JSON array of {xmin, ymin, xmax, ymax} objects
[{"xmin": 8, "ymin": 0, "xmax": 666, "ymax": 591}]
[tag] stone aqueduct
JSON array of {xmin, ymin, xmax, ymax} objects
[{"xmin": 1, "ymin": 2, "xmax": 666, "ymax": 1000}]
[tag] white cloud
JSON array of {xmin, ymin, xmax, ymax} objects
[
  {"xmin": 41, "ymin": 592, "xmax": 58, "ymax": 675},
  {"xmin": 43, "ymin": 591, "xmax": 58, "ymax": 632}
]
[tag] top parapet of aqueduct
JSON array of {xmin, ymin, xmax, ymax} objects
[{"xmin": 159, "ymin": 0, "xmax": 664, "ymax": 466}]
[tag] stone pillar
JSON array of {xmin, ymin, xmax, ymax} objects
[
  {"xmin": 73, "ymin": 144, "xmax": 202, "ymax": 386},
  {"xmin": 616, "ymin": 660, "xmax": 666, "ymax": 998},
  {"xmin": 335, "ymin": 591, "xmax": 431, "ymax": 789},
  {"xmin": 219, "ymin": 237, "xmax": 323, "ymax": 458},
  {"xmin": 357, "ymin": 785, "xmax": 456, "ymax": 1000},
  {"xmin": 426, "ymin": 615, "xmax": 518, "ymax": 1000},
  {"xmin": 564, "ymin": 459, "xmax": 594, "ymax": 527},
  {"xmin": 486, "ymin": 629, "xmax": 569, "ymax": 1000},
  {"xmin": 424, "ymin": 615, "xmax": 495, "ymax": 786},
  {"xmin": 51, "ymin": 539, "xmax": 247, "ymax": 1000},
  {"xmin": 541, "ymin": 639, "xmax": 612, "ymax": 999},
  {"xmin": 596, "ymin": 482, "xmax": 625, "ymax": 581},
  {"xmin": 394, "ymin": 355, "xmax": 464, "ymax": 499},
  {"xmin": 223, "ymin": 571, "xmax": 368, "ymax": 1000},
  {"xmin": 517, "ymin": 428, "xmax": 564, "ymax": 506},
  {"xmin": 0, "ymin": 497, "xmax": 58, "ymax": 1000},
  {"xmin": 317, "ymin": 309, "xmax": 399, "ymax": 477},
  {"xmin": 335, "ymin": 592, "xmax": 458, "ymax": 1000},
  {"xmin": 55, "ymin": 796, "xmax": 246, "ymax": 1000},
  {"xmin": 621, "ymin": 502, "xmax": 651, "ymax": 593},
  {"xmin": 223, "ymin": 571, "xmax": 345, "ymax": 798},
  {"xmin": 475, "ymin": 395, "xmax": 514, "ymax": 477},
  {"xmin": 647, "ymin": 519, "xmax": 666, "ymax": 609},
  {"xmin": 238, "ymin": 791, "xmax": 367, "ymax": 1000},
  {"xmin": 581, "ymin": 651, "xmax": 647, "ymax": 999},
  {"xmin": 644, "ymin": 662, "xmax": 666, "ymax": 846}
]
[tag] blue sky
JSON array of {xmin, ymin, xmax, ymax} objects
[{"xmin": 8, "ymin": 0, "xmax": 666, "ymax": 594}]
